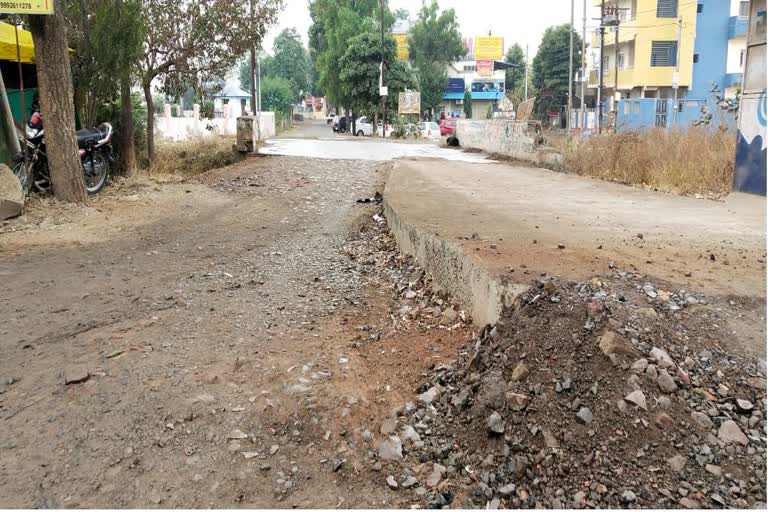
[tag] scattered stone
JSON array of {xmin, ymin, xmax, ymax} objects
[
  {"xmin": 505, "ymin": 392, "xmax": 530, "ymax": 411},
  {"xmin": 657, "ymin": 370, "xmax": 678, "ymax": 393},
  {"xmin": 401, "ymin": 425, "xmax": 421, "ymax": 443},
  {"xmin": 650, "ymin": 347, "xmax": 675, "ymax": 369},
  {"xmin": 418, "ymin": 386, "xmax": 440, "ymax": 404},
  {"xmin": 386, "ymin": 475, "xmax": 398, "ymax": 489},
  {"xmin": 269, "ymin": 444, "xmax": 279, "ymax": 455},
  {"xmin": 426, "ymin": 464, "xmax": 446, "ymax": 488},
  {"xmin": 631, "ymin": 358, "xmax": 649, "ymax": 373},
  {"xmin": 668, "ymin": 454, "xmax": 687, "ymax": 473},
  {"xmin": 691, "ymin": 411, "xmax": 714, "ymax": 430},
  {"xmin": 678, "ymin": 497, "xmax": 700, "ymax": 509},
  {"xmin": 498, "ymin": 483, "xmax": 516, "ymax": 497},
  {"xmin": 718, "ymin": 420, "xmax": 748, "ymax": 446},
  {"xmin": 380, "ymin": 417, "xmax": 398, "ymax": 435},
  {"xmin": 378, "ymin": 436, "xmax": 403, "ymax": 461},
  {"xmin": 705, "ymin": 464, "xmax": 722, "ymax": 477},
  {"xmin": 402, "ymin": 476, "xmax": 418, "ymax": 489},
  {"xmin": 510, "ymin": 362, "xmax": 529, "ymax": 382},
  {"xmin": 64, "ymin": 366, "xmax": 90, "ymax": 385},
  {"xmin": 599, "ymin": 331, "xmax": 635, "ymax": 356},
  {"xmin": 543, "ymin": 430, "xmax": 559, "ymax": 448},
  {"xmin": 576, "ymin": 407, "xmax": 593, "ymax": 424},
  {"xmin": 624, "ymin": 389, "xmax": 647, "ymax": 410},
  {"xmin": 655, "ymin": 412, "xmax": 673, "ymax": 429},
  {"xmin": 621, "ymin": 490, "xmax": 637, "ymax": 503},
  {"xmin": 736, "ymin": 399, "xmax": 754, "ymax": 412},
  {"xmin": 487, "ymin": 411, "xmax": 505, "ymax": 434},
  {"xmin": 228, "ymin": 430, "xmax": 248, "ymax": 440}
]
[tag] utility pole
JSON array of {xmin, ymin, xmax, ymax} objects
[
  {"xmin": 598, "ymin": 0, "xmax": 605, "ymax": 134},
  {"xmin": 614, "ymin": 12, "xmax": 620, "ymax": 121},
  {"xmin": 580, "ymin": 0, "xmax": 587, "ymax": 138},
  {"xmin": 524, "ymin": 44, "xmax": 529, "ymax": 101},
  {"xmin": 673, "ymin": 16, "xmax": 682, "ymax": 126},
  {"xmin": 565, "ymin": 0, "xmax": 573, "ymax": 136},
  {"xmin": 249, "ymin": 0, "xmax": 256, "ymax": 118},
  {"xmin": 380, "ymin": 0, "xmax": 386, "ymax": 137}
]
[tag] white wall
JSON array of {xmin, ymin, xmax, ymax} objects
[
  {"xmin": 727, "ymin": 38, "xmax": 747, "ymax": 73},
  {"xmin": 730, "ymin": 0, "xmax": 748, "ymax": 16},
  {"xmin": 155, "ymin": 103, "xmax": 275, "ymax": 142}
]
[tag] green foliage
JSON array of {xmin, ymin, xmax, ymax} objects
[
  {"xmin": 393, "ymin": 8, "xmax": 410, "ymax": 20},
  {"xmin": 239, "ymin": 55, "xmax": 274, "ymax": 93},
  {"xmin": 385, "ymin": 60, "xmax": 418, "ymax": 118},
  {"xmin": 418, "ymin": 61, "xmax": 447, "ymax": 116},
  {"xmin": 531, "ymin": 24, "xmax": 582, "ymax": 94},
  {"xmin": 390, "ymin": 115, "xmax": 420, "ymax": 138},
  {"xmin": 504, "ymin": 44, "xmax": 526, "ymax": 93},
  {"xmin": 486, "ymin": 103, "xmax": 494, "ymax": 119},
  {"xmin": 261, "ymin": 76, "xmax": 294, "ymax": 115},
  {"xmin": 694, "ymin": 82, "xmax": 740, "ymax": 129},
  {"xmin": 338, "ymin": 31, "xmax": 416, "ymax": 119},
  {"xmin": 272, "ymin": 28, "xmax": 311, "ymax": 98},
  {"xmin": 463, "ymin": 89, "xmax": 472, "ymax": 119}
]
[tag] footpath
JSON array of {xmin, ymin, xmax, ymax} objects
[{"xmin": 375, "ymin": 157, "xmax": 767, "ymax": 509}]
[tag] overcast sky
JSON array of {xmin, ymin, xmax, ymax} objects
[{"xmin": 261, "ymin": 0, "xmax": 602, "ymax": 59}]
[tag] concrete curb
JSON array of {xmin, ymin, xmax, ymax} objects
[{"xmin": 382, "ymin": 192, "xmax": 530, "ymax": 327}]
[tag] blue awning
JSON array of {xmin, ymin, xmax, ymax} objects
[{"xmin": 443, "ymin": 92, "xmax": 465, "ymax": 100}]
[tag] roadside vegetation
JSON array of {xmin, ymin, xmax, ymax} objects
[
  {"xmin": 150, "ymin": 137, "xmax": 239, "ymax": 177},
  {"xmin": 563, "ymin": 127, "xmax": 735, "ymax": 197}
]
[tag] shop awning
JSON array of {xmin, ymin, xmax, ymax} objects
[{"xmin": 0, "ymin": 22, "xmax": 35, "ymax": 64}]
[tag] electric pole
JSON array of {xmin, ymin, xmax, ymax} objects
[
  {"xmin": 614, "ymin": 11, "xmax": 620, "ymax": 121},
  {"xmin": 380, "ymin": 0, "xmax": 386, "ymax": 137},
  {"xmin": 673, "ymin": 16, "xmax": 682, "ymax": 126},
  {"xmin": 524, "ymin": 44, "xmax": 529, "ymax": 101},
  {"xmin": 598, "ymin": 0, "xmax": 605, "ymax": 134},
  {"xmin": 567, "ymin": 0, "xmax": 574, "ymax": 138},
  {"xmin": 249, "ymin": 0, "xmax": 256, "ymax": 117},
  {"xmin": 580, "ymin": 0, "xmax": 587, "ymax": 138}
]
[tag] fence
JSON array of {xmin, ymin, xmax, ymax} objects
[{"xmin": 155, "ymin": 103, "xmax": 276, "ymax": 142}]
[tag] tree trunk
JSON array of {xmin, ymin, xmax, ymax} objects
[
  {"xmin": 143, "ymin": 81, "xmax": 155, "ymax": 168},
  {"xmin": 29, "ymin": 11, "xmax": 87, "ymax": 204},
  {"xmin": 120, "ymin": 78, "xmax": 136, "ymax": 175}
]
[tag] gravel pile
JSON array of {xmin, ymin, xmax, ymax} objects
[{"xmin": 375, "ymin": 271, "xmax": 767, "ymax": 509}]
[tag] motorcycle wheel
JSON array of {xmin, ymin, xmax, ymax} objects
[
  {"xmin": 11, "ymin": 153, "xmax": 33, "ymax": 195},
  {"xmin": 82, "ymin": 152, "xmax": 109, "ymax": 194}
]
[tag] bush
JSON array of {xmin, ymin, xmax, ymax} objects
[
  {"xmin": 150, "ymin": 136, "xmax": 240, "ymax": 176},
  {"xmin": 563, "ymin": 127, "xmax": 736, "ymax": 197}
]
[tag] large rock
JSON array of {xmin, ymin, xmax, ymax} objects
[
  {"xmin": 0, "ymin": 163, "xmax": 23, "ymax": 220},
  {"xmin": 378, "ymin": 436, "xmax": 403, "ymax": 461},
  {"xmin": 718, "ymin": 420, "xmax": 748, "ymax": 446},
  {"xmin": 599, "ymin": 331, "xmax": 636, "ymax": 356}
]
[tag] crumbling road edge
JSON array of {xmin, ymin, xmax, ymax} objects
[{"xmin": 382, "ymin": 187, "xmax": 528, "ymax": 327}]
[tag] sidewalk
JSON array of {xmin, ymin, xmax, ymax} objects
[{"xmin": 383, "ymin": 158, "xmax": 766, "ymax": 338}]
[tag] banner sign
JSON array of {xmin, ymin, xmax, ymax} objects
[
  {"xmin": 398, "ymin": 91, "xmax": 421, "ymax": 114},
  {"xmin": 475, "ymin": 36, "xmax": 504, "ymax": 61},
  {"xmin": 463, "ymin": 37, "xmax": 474, "ymax": 60},
  {"xmin": 394, "ymin": 34, "xmax": 409, "ymax": 60},
  {"xmin": 471, "ymin": 81, "xmax": 505, "ymax": 93},
  {"xmin": 477, "ymin": 60, "xmax": 494, "ymax": 77},
  {"xmin": 446, "ymin": 78, "xmax": 465, "ymax": 93},
  {"xmin": 0, "ymin": 0, "xmax": 53, "ymax": 14}
]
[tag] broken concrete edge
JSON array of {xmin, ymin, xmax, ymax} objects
[{"xmin": 382, "ymin": 190, "xmax": 529, "ymax": 327}]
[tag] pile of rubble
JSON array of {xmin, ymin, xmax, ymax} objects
[{"xmin": 372, "ymin": 270, "xmax": 766, "ymax": 509}]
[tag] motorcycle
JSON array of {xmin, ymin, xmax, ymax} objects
[{"xmin": 12, "ymin": 110, "xmax": 115, "ymax": 195}]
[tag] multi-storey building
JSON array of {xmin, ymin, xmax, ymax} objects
[{"xmin": 586, "ymin": 0, "xmax": 748, "ymax": 129}]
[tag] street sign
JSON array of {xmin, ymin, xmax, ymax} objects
[
  {"xmin": 0, "ymin": 0, "xmax": 54, "ymax": 14},
  {"xmin": 398, "ymin": 91, "xmax": 420, "ymax": 114},
  {"xmin": 379, "ymin": 86, "xmax": 388, "ymax": 97}
]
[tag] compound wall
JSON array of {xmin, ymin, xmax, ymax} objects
[{"xmin": 455, "ymin": 119, "xmax": 562, "ymax": 167}]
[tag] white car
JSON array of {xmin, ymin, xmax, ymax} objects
[
  {"xmin": 419, "ymin": 121, "xmax": 441, "ymax": 141},
  {"xmin": 355, "ymin": 116, "xmax": 394, "ymax": 137}
]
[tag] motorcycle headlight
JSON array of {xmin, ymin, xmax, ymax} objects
[{"xmin": 26, "ymin": 127, "xmax": 37, "ymax": 139}]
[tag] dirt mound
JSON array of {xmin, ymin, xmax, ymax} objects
[{"xmin": 378, "ymin": 271, "xmax": 766, "ymax": 508}]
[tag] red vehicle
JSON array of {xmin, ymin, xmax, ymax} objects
[{"xmin": 439, "ymin": 118, "xmax": 457, "ymax": 136}]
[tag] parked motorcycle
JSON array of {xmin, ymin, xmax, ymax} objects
[{"xmin": 12, "ymin": 110, "xmax": 115, "ymax": 195}]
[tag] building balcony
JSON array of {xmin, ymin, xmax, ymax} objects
[
  {"xmin": 725, "ymin": 72, "xmax": 744, "ymax": 88},
  {"xmin": 591, "ymin": 26, "xmax": 637, "ymax": 48},
  {"xmin": 729, "ymin": 16, "xmax": 748, "ymax": 39},
  {"xmin": 588, "ymin": 67, "xmax": 635, "ymax": 89}
]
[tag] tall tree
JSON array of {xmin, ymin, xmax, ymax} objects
[
  {"xmin": 393, "ymin": 7, "xmax": 409, "ymax": 20},
  {"xmin": 239, "ymin": 55, "xmax": 273, "ymax": 93},
  {"xmin": 271, "ymin": 28, "xmax": 310, "ymax": 99},
  {"xmin": 29, "ymin": 9, "xmax": 87, "ymax": 203},
  {"xmin": 531, "ymin": 24, "xmax": 582, "ymax": 95},
  {"xmin": 504, "ymin": 43, "xmax": 525, "ymax": 95},
  {"xmin": 140, "ymin": 0, "xmax": 281, "ymax": 164},
  {"xmin": 260, "ymin": 76, "xmax": 293, "ymax": 115},
  {"xmin": 463, "ymin": 89, "xmax": 472, "ymax": 119},
  {"xmin": 408, "ymin": 0, "xmax": 465, "ymax": 117}
]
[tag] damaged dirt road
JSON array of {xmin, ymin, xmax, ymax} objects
[
  {"xmin": 1, "ymin": 121, "xmax": 765, "ymax": 509},
  {"xmin": 0, "ymin": 129, "xmax": 473, "ymax": 508}
]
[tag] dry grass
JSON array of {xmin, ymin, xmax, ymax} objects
[
  {"xmin": 563, "ymin": 127, "xmax": 736, "ymax": 197},
  {"xmin": 150, "ymin": 136, "xmax": 240, "ymax": 176}
]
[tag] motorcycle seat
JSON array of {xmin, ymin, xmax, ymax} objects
[{"xmin": 76, "ymin": 127, "xmax": 105, "ymax": 146}]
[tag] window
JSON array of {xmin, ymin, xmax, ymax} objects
[
  {"xmin": 633, "ymin": 101, "xmax": 640, "ymax": 114},
  {"xmin": 623, "ymin": 101, "xmax": 630, "ymax": 115},
  {"xmin": 463, "ymin": 64, "xmax": 476, "ymax": 72},
  {"xmin": 693, "ymin": 53, "xmax": 699, "ymax": 63},
  {"xmin": 739, "ymin": 1, "xmax": 749, "ymax": 18},
  {"xmin": 618, "ymin": 53, "xmax": 626, "ymax": 69},
  {"xmin": 650, "ymin": 41, "xmax": 678, "ymax": 66},
  {"xmin": 696, "ymin": 3, "xmax": 702, "ymax": 14},
  {"xmin": 657, "ymin": 0, "xmax": 678, "ymax": 18},
  {"xmin": 602, "ymin": 56, "xmax": 609, "ymax": 75},
  {"xmin": 740, "ymin": 50, "xmax": 745, "ymax": 68}
]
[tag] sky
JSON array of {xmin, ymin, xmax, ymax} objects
[{"xmin": 261, "ymin": 0, "xmax": 602, "ymax": 59}]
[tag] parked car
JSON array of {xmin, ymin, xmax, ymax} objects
[
  {"xmin": 326, "ymin": 112, "xmax": 336, "ymax": 124},
  {"xmin": 419, "ymin": 121, "xmax": 441, "ymax": 141},
  {"xmin": 355, "ymin": 116, "xmax": 375, "ymax": 136},
  {"xmin": 439, "ymin": 118, "xmax": 457, "ymax": 136},
  {"xmin": 334, "ymin": 115, "xmax": 356, "ymax": 133}
]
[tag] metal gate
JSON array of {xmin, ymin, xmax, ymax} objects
[{"xmin": 655, "ymin": 100, "xmax": 668, "ymax": 127}]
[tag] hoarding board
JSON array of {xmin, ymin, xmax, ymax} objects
[
  {"xmin": 394, "ymin": 34, "xmax": 409, "ymax": 60},
  {"xmin": 475, "ymin": 36, "xmax": 503, "ymax": 61},
  {"xmin": 477, "ymin": 60, "xmax": 494, "ymax": 77},
  {"xmin": 0, "ymin": 0, "xmax": 53, "ymax": 14},
  {"xmin": 471, "ymin": 81, "xmax": 504, "ymax": 93},
  {"xmin": 398, "ymin": 91, "xmax": 420, "ymax": 114},
  {"xmin": 446, "ymin": 78, "xmax": 465, "ymax": 93}
]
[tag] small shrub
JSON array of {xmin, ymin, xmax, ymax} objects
[{"xmin": 563, "ymin": 127, "xmax": 735, "ymax": 197}]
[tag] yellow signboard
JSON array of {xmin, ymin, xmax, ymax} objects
[
  {"xmin": 0, "ymin": 0, "xmax": 54, "ymax": 14},
  {"xmin": 394, "ymin": 34, "xmax": 409, "ymax": 60},
  {"xmin": 475, "ymin": 36, "xmax": 503, "ymax": 61}
]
